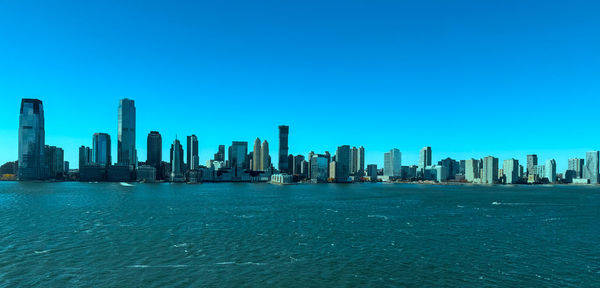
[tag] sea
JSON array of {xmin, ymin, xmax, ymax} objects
[{"xmin": 0, "ymin": 182, "xmax": 598, "ymax": 287}]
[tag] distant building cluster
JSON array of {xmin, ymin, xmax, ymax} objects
[{"xmin": 6, "ymin": 98, "xmax": 600, "ymax": 185}]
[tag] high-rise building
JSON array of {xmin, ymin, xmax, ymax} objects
[
  {"xmin": 252, "ymin": 138, "xmax": 262, "ymax": 171},
  {"xmin": 147, "ymin": 131, "xmax": 162, "ymax": 178},
  {"xmin": 293, "ymin": 155, "xmax": 305, "ymax": 175},
  {"xmin": 186, "ymin": 135, "xmax": 199, "ymax": 171},
  {"xmin": 367, "ymin": 164, "xmax": 378, "ymax": 182},
  {"xmin": 260, "ymin": 140, "xmax": 270, "ymax": 171},
  {"xmin": 350, "ymin": 147, "xmax": 358, "ymax": 175},
  {"xmin": 419, "ymin": 147, "xmax": 432, "ymax": 169},
  {"xmin": 278, "ymin": 125, "xmax": 289, "ymax": 173},
  {"xmin": 584, "ymin": 151, "xmax": 599, "ymax": 184},
  {"xmin": 92, "ymin": 133, "xmax": 111, "ymax": 167},
  {"xmin": 170, "ymin": 138, "xmax": 184, "ymax": 182},
  {"xmin": 482, "ymin": 156, "xmax": 498, "ymax": 184},
  {"xmin": 356, "ymin": 146, "xmax": 365, "ymax": 175},
  {"xmin": 545, "ymin": 159, "xmax": 556, "ymax": 183},
  {"xmin": 383, "ymin": 148, "xmax": 401, "ymax": 177},
  {"xmin": 567, "ymin": 158, "xmax": 584, "ymax": 179},
  {"xmin": 117, "ymin": 98, "xmax": 136, "ymax": 166},
  {"xmin": 503, "ymin": 159, "xmax": 519, "ymax": 184},
  {"xmin": 44, "ymin": 145, "xmax": 64, "ymax": 178},
  {"xmin": 526, "ymin": 154, "xmax": 538, "ymax": 177},
  {"xmin": 229, "ymin": 141, "xmax": 248, "ymax": 177},
  {"xmin": 310, "ymin": 155, "xmax": 329, "ymax": 183},
  {"xmin": 334, "ymin": 145, "xmax": 350, "ymax": 182},
  {"xmin": 79, "ymin": 145, "xmax": 92, "ymax": 168},
  {"xmin": 465, "ymin": 159, "xmax": 480, "ymax": 182},
  {"xmin": 214, "ymin": 145, "xmax": 225, "ymax": 162},
  {"xmin": 18, "ymin": 98, "xmax": 46, "ymax": 180}
]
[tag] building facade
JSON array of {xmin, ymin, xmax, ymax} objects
[
  {"xmin": 93, "ymin": 133, "xmax": 111, "ymax": 167},
  {"xmin": 18, "ymin": 99, "xmax": 46, "ymax": 180},
  {"xmin": 383, "ymin": 148, "xmax": 401, "ymax": 177},
  {"xmin": 117, "ymin": 98, "xmax": 136, "ymax": 166},
  {"xmin": 278, "ymin": 125, "xmax": 289, "ymax": 173}
]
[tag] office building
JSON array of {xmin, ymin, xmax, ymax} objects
[
  {"xmin": 310, "ymin": 155, "xmax": 329, "ymax": 183},
  {"xmin": 214, "ymin": 145, "xmax": 225, "ymax": 162},
  {"xmin": 18, "ymin": 98, "xmax": 46, "ymax": 180},
  {"xmin": 367, "ymin": 164, "xmax": 378, "ymax": 182},
  {"xmin": 117, "ymin": 98, "xmax": 136, "ymax": 166},
  {"xmin": 170, "ymin": 138, "xmax": 185, "ymax": 182},
  {"xmin": 252, "ymin": 138, "xmax": 262, "ymax": 171},
  {"xmin": 92, "ymin": 133, "xmax": 111, "ymax": 167},
  {"xmin": 503, "ymin": 159, "xmax": 519, "ymax": 184},
  {"xmin": 293, "ymin": 155, "xmax": 305, "ymax": 176},
  {"xmin": 356, "ymin": 146, "xmax": 365, "ymax": 175},
  {"xmin": 79, "ymin": 146, "xmax": 92, "ymax": 168},
  {"xmin": 567, "ymin": 158, "xmax": 584, "ymax": 179},
  {"xmin": 278, "ymin": 125, "xmax": 289, "ymax": 173},
  {"xmin": 45, "ymin": 145, "xmax": 64, "ymax": 178},
  {"xmin": 482, "ymin": 156, "xmax": 498, "ymax": 184},
  {"xmin": 229, "ymin": 141, "xmax": 248, "ymax": 177},
  {"xmin": 260, "ymin": 140, "xmax": 270, "ymax": 171},
  {"xmin": 419, "ymin": 146, "xmax": 432, "ymax": 169},
  {"xmin": 584, "ymin": 151, "xmax": 599, "ymax": 184},
  {"xmin": 147, "ymin": 131, "xmax": 162, "ymax": 179},
  {"xmin": 334, "ymin": 145, "xmax": 350, "ymax": 182},
  {"xmin": 383, "ymin": 148, "xmax": 401, "ymax": 177},
  {"xmin": 187, "ymin": 135, "xmax": 199, "ymax": 171},
  {"xmin": 545, "ymin": 159, "xmax": 556, "ymax": 183},
  {"xmin": 527, "ymin": 154, "xmax": 538, "ymax": 176}
]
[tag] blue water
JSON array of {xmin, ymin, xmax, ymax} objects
[{"xmin": 0, "ymin": 182, "xmax": 598, "ymax": 287}]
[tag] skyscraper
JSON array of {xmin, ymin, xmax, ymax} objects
[
  {"xmin": 350, "ymin": 147, "xmax": 358, "ymax": 175},
  {"xmin": 482, "ymin": 156, "xmax": 498, "ymax": 184},
  {"xmin": 117, "ymin": 98, "xmax": 136, "ymax": 166},
  {"xmin": 464, "ymin": 158, "xmax": 480, "ymax": 182},
  {"xmin": 92, "ymin": 133, "xmax": 111, "ymax": 166},
  {"xmin": 229, "ymin": 141, "xmax": 248, "ymax": 176},
  {"xmin": 252, "ymin": 138, "xmax": 261, "ymax": 171},
  {"xmin": 278, "ymin": 125, "xmax": 289, "ymax": 173},
  {"xmin": 214, "ymin": 145, "xmax": 225, "ymax": 162},
  {"xmin": 186, "ymin": 135, "xmax": 199, "ymax": 171},
  {"xmin": 567, "ymin": 158, "xmax": 584, "ymax": 179},
  {"xmin": 334, "ymin": 145, "xmax": 350, "ymax": 182},
  {"xmin": 526, "ymin": 154, "xmax": 538, "ymax": 176},
  {"xmin": 383, "ymin": 148, "xmax": 401, "ymax": 177},
  {"xmin": 147, "ymin": 131, "xmax": 162, "ymax": 179},
  {"xmin": 260, "ymin": 140, "xmax": 270, "ymax": 171},
  {"xmin": 310, "ymin": 155, "xmax": 329, "ymax": 183},
  {"xmin": 293, "ymin": 155, "xmax": 305, "ymax": 175},
  {"xmin": 545, "ymin": 159, "xmax": 557, "ymax": 183},
  {"xmin": 79, "ymin": 145, "xmax": 92, "ymax": 168},
  {"xmin": 503, "ymin": 158, "xmax": 519, "ymax": 184},
  {"xmin": 584, "ymin": 151, "xmax": 599, "ymax": 184},
  {"xmin": 356, "ymin": 146, "xmax": 365, "ymax": 175},
  {"xmin": 18, "ymin": 99, "xmax": 46, "ymax": 180},
  {"xmin": 170, "ymin": 138, "xmax": 184, "ymax": 182},
  {"xmin": 367, "ymin": 164, "xmax": 378, "ymax": 181},
  {"xmin": 45, "ymin": 145, "xmax": 64, "ymax": 178},
  {"xmin": 419, "ymin": 147, "xmax": 432, "ymax": 169}
]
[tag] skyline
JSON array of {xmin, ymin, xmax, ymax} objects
[{"xmin": 2, "ymin": 1, "xmax": 600, "ymax": 171}]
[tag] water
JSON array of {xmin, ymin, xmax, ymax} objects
[{"xmin": 0, "ymin": 182, "xmax": 599, "ymax": 287}]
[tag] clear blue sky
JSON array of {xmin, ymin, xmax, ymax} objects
[{"xmin": 1, "ymin": 0, "xmax": 599, "ymax": 172}]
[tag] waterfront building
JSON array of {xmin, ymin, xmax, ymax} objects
[
  {"xmin": 44, "ymin": 145, "xmax": 64, "ymax": 179},
  {"xmin": 545, "ymin": 159, "xmax": 557, "ymax": 183},
  {"xmin": 439, "ymin": 158, "xmax": 458, "ymax": 180},
  {"xmin": 271, "ymin": 173, "xmax": 293, "ymax": 184},
  {"xmin": 278, "ymin": 125, "xmax": 289, "ymax": 173},
  {"xmin": 526, "ymin": 154, "xmax": 538, "ymax": 177},
  {"xmin": 566, "ymin": 158, "xmax": 584, "ymax": 182},
  {"xmin": 187, "ymin": 135, "xmax": 199, "ymax": 171},
  {"xmin": 367, "ymin": 164, "xmax": 378, "ymax": 181},
  {"xmin": 79, "ymin": 146, "xmax": 92, "ymax": 168},
  {"xmin": 356, "ymin": 146, "xmax": 365, "ymax": 175},
  {"xmin": 584, "ymin": 151, "xmax": 599, "ymax": 184},
  {"xmin": 170, "ymin": 138, "xmax": 185, "ymax": 182},
  {"xmin": 92, "ymin": 133, "xmax": 111, "ymax": 167},
  {"xmin": 293, "ymin": 155, "xmax": 305, "ymax": 176},
  {"xmin": 334, "ymin": 145, "xmax": 351, "ymax": 182},
  {"xmin": 349, "ymin": 147, "xmax": 357, "ymax": 175},
  {"xmin": 329, "ymin": 161, "xmax": 337, "ymax": 181},
  {"xmin": 107, "ymin": 163, "xmax": 132, "ymax": 182},
  {"xmin": 18, "ymin": 98, "xmax": 46, "ymax": 180},
  {"xmin": 214, "ymin": 145, "xmax": 225, "ymax": 162},
  {"xmin": 418, "ymin": 147, "xmax": 432, "ymax": 169},
  {"xmin": 136, "ymin": 165, "xmax": 156, "ymax": 182},
  {"xmin": 260, "ymin": 140, "xmax": 270, "ymax": 171},
  {"xmin": 229, "ymin": 141, "xmax": 248, "ymax": 178},
  {"xmin": 310, "ymin": 155, "xmax": 329, "ymax": 183},
  {"xmin": 147, "ymin": 131, "xmax": 162, "ymax": 179},
  {"xmin": 535, "ymin": 165, "xmax": 546, "ymax": 182},
  {"xmin": 117, "ymin": 98, "xmax": 136, "ymax": 166},
  {"xmin": 503, "ymin": 159, "xmax": 519, "ymax": 184},
  {"xmin": 383, "ymin": 148, "xmax": 401, "ymax": 177},
  {"xmin": 252, "ymin": 138, "xmax": 262, "ymax": 171},
  {"xmin": 482, "ymin": 156, "xmax": 498, "ymax": 184}
]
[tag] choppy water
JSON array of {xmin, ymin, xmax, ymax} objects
[{"xmin": 0, "ymin": 182, "xmax": 599, "ymax": 287}]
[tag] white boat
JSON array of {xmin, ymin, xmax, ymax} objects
[{"xmin": 119, "ymin": 182, "xmax": 135, "ymax": 187}]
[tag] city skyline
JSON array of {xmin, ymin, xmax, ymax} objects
[{"xmin": 1, "ymin": 1, "xmax": 600, "ymax": 172}]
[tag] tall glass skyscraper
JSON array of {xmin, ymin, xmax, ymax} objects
[
  {"xmin": 170, "ymin": 138, "xmax": 184, "ymax": 182},
  {"xmin": 118, "ymin": 98, "xmax": 136, "ymax": 166},
  {"xmin": 186, "ymin": 135, "xmax": 199, "ymax": 171},
  {"xmin": 92, "ymin": 133, "xmax": 111, "ymax": 166},
  {"xmin": 18, "ymin": 99, "xmax": 46, "ymax": 180},
  {"xmin": 418, "ymin": 146, "xmax": 432, "ymax": 169},
  {"xmin": 584, "ymin": 151, "xmax": 599, "ymax": 184},
  {"xmin": 147, "ymin": 131, "xmax": 162, "ymax": 178},
  {"xmin": 278, "ymin": 125, "xmax": 289, "ymax": 173}
]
